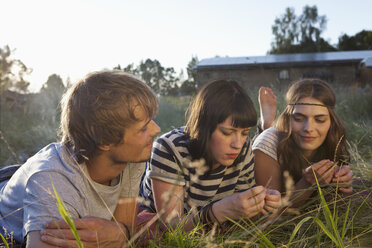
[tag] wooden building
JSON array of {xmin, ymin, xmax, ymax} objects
[{"xmin": 194, "ymin": 50, "xmax": 372, "ymax": 90}]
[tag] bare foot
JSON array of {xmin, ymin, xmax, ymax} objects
[{"xmin": 259, "ymin": 87, "xmax": 277, "ymax": 130}]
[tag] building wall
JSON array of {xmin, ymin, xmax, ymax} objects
[
  {"xmin": 195, "ymin": 63, "xmax": 361, "ymax": 91},
  {"xmin": 360, "ymin": 66, "xmax": 372, "ymax": 87}
]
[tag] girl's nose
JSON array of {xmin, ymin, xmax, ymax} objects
[
  {"xmin": 231, "ymin": 134, "xmax": 245, "ymax": 149},
  {"xmin": 303, "ymin": 120, "xmax": 314, "ymax": 132}
]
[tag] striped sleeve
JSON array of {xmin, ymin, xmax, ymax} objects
[
  {"xmin": 235, "ymin": 139, "xmax": 256, "ymax": 192},
  {"xmin": 148, "ymin": 131, "xmax": 187, "ymax": 186},
  {"xmin": 252, "ymin": 127, "xmax": 279, "ymax": 161}
]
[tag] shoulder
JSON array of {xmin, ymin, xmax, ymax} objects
[
  {"xmin": 154, "ymin": 127, "xmax": 190, "ymax": 155},
  {"xmin": 253, "ymin": 127, "xmax": 279, "ymax": 148},
  {"xmin": 252, "ymin": 127, "xmax": 279, "ymax": 161},
  {"xmin": 23, "ymin": 143, "xmax": 78, "ymax": 172},
  {"xmin": 158, "ymin": 127, "xmax": 189, "ymax": 145},
  {"xmin": 7, "ymin": 143, "xmax": 86, "ymax": 194}
]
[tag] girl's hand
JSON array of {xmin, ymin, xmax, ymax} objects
[
  {"xmin": 303, "ymin": 160, "xmax": 336, "ymax": 185},
  {"xmin": 213, "ymin": 186, "xmax": 266, "ymax": 222},
  {"xmin": 262, "ymin": 189, "xmax": 281, "ymax": 215},
  {"xmin": 332, "ymin": 165, "xmax": 353, "ymax": 193}
]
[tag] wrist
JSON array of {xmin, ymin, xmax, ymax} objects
[
  {"xmin": 296, "ymin": 177, "xmax": 316, "ymax": 193},
  {"xmin": 199, "ymin": 200, "xmax": 224, "ymax": 226},
  {"xmin": 212, "ymin": 199, "xmax": 227, "ymax": 223},
  {"xmin": 209, "ymin": 203, "xmax": 222, "ymax": 225},
  {"xmin": 301, "ymin": 175, "xmax": 314, "ymax": 186},
  {"xmin": 118, "ymin": 222, "xmax": 130, "ymax": 245}
]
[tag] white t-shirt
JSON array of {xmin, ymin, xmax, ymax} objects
[
  {"xmin": 252, "ymin": 127, "xmax": 279, "ymax": 161},
  {"xmin": 0, "ymin": 143, "xmax": 145, "ymax": 243}
]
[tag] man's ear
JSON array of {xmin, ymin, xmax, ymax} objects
[{"xmin": 98, "ymin": 144, "xmax": 111, "ymax": 151}]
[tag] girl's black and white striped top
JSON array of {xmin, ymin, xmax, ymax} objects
[{"xmin": 139, "ymin": 127, "xmax": 256, "ymax": 212}]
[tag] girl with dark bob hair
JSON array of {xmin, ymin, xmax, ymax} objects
[
  {"xmin": 138, "ymin": 79, "xmax": 281, "ymax": 234},
  {"xmin": 253, "ymin": 78, "xmax": 353, "ymax": 206}
]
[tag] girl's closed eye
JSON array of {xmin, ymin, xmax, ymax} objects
[
  {"xmin": 221, "ymin": 130, "xmax": 232, "ymax": 136},
  {"xmin": 315, "ymin": 118, "xmax": 327, "ymax": 123},
  {"xmin": 292, "ymin": 115, "xmax": 304, "ymax": 122},
  {"xmin": 242, "ymin": 131, "xmax": 250, "ymax": 136}
]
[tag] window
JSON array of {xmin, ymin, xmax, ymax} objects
[{"xmin": 279, "ymin": 70, "xmax": 289, "ymax": 80}]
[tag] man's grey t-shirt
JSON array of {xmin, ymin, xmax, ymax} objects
[{"xmin": 0, "ymin": 143, "xmax": 145, "ymax": 243}]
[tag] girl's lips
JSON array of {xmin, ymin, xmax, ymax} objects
[
  {"xmin": 301, "ymin": 136, "xmax": 316, "ymax": 142},
  {"xmin": 226, "ymin": 153, "xmax": 239, "ymax": 159}
]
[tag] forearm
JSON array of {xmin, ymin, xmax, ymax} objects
[
  {"xmin": 166, "ymin": 212, "xmax": 198, "ymax": 232},
  {"xmin": 27, "ymin": 231, "xmax": 61, "ymax": 248},
  {"xmin": 113, "ymin": 197, "xmax": 138, "ymax": 235},
  {"xmin": 164, "ymin": 204, "xmax": 220, "ymax": 232}
]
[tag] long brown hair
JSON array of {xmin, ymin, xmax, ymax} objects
[
  {"xmin": 185, "ymin": 80, "xmax": 257, "ymax": 169},
  {"xmin": 275, "ymin": 78, "xmax": 349, "ymax": 183}
]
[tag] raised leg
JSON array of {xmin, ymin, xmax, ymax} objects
[{"xmin": 258, "ymin": 87, "xmax": 277, "ymax": 130}]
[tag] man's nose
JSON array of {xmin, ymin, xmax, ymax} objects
[{"xmin": 150, "ymin": 120, "xmax": 161, "ymax": 136}]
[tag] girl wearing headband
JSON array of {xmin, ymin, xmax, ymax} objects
[{"xmin": 253, "ymin": 78, "xmax": 353, "ymax": 207}]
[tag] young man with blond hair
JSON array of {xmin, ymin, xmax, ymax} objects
[{"xmin": 0, "ymin": 70, "xmax": 160, "ymax": 247}]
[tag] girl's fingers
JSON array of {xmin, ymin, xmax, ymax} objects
[
  {"xmin": 316, "ymin": 161, "xmax": 334, "ymax": 175},
  {"xmin": 310, "ymin": 160, "xmax": 331, "ymax": 171},
  {"xmin": 333, "ymin": 171, "xmax": 353, "ymax": 184},
  {"xmin": 261, "ymin": 208, "xmax": 269, "ymax": 215},
  {"xmin": 334, "ymin": 166, "xmax": 351, "ymax": 177},
  {"xmin": 240, "ymin": 186, "xmax": 266, "ymax": 199},
  {"xmin": 339, "ymin": 186, "xmax": 353, "ymax": 194}
]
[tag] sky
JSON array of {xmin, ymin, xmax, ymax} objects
[{"xmin": 1, "ymin": 0, "xmax": 371, "ymax": 92}]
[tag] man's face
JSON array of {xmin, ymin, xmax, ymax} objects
[
  {"xmin": 87, "ymin": 105, "xmax": 160, "ymax": 185},
  {"xmin": 109, "ymin": 106, "xmax": 161, "ymax": 164}
]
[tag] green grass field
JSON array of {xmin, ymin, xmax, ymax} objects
[{"xmin": 1, "ymin": 85, "xmax": 371, "ymax": 247}]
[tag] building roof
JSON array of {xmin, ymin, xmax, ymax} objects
[
  {"xmin": 195, "ymin": 50, "xmax": 372, "ymax": 70},
  {"xmin": 362, "ymin": 57, "xmax": 372, "ymax": 67}
]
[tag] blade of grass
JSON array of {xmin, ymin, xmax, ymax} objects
[
  {"xmin": 241, "ymin": 217, "xmax": 275, "ymax": 248},
  {"xmin": 52, "ymin": 183, "xmax": 83, "ymax": 248},
  {"xmin": 0, "ymin": 233, "xmax": 9, "ymax": 248},
  {"xmin": 341, "ymin": 200, "xmax": 351, "ymax": 239},
  {"xmin": 287, "ymin": 216, "xmax": 313, "ymax": 247},
  {"xmin": 312, "ymin": 217, "xmax": 339, "ymax": 245},
  {"xmin": 313, "ymin": 169, "xmax": 344, "ymax": 247}
]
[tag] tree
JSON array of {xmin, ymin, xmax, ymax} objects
[
  {"xmin": 38, "ymin": 74, "xmax": 65, "ymax": 122},
  {"xmin": 179, "ymin": 56, "xmax": 198, "ymax": 96},
  {"xmin": 40, "ymin": 74, "xmax": 65, "ymax": 97},
  {"xmin": 338, "ymin": 30, "xmax": 372, "ymax": 51},
  {"xmin": 116, "ymin": 59, "xmax": 181, "ymax": 96},
  {"xmin": 139, "ymin": 59, "xmax": 165, "ymax": 94},
  {"xmin": 161, "ymin": 67, "xmax": 179, "ymax": 96},
  {"xmin": 0, "ymin": 45, "xmax": 31, "ymax": 93},
  {"xmin": 270, "ymin": 5, "xmax": 336, "ymax": 54}
]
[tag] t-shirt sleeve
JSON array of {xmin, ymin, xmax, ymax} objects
[
  {"xmin": 23, "ymin": 171, "xmax": 82, "ymax": 238},
  {"xmin": 148, "ymin": 137, "xmax": 186, "ymax": 186},
  {"xmin": 235, "ymin": 139, "xmax": 256, "ymax": 192},
  {"xmin": 120, "ymin": 162, "xmax": 146, "ymax": 197},
  {"xmin": 252, "ymin": 127, "xmax": 279, "ymax": 161}
]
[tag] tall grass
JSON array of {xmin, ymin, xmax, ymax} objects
[
  {"xmin": 52, "ymin": 184, "xmax": 83, "ymax": 248},
  {"xmin": 0, "ymin": 85, "xmax": 371, "ymax": 247}
]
